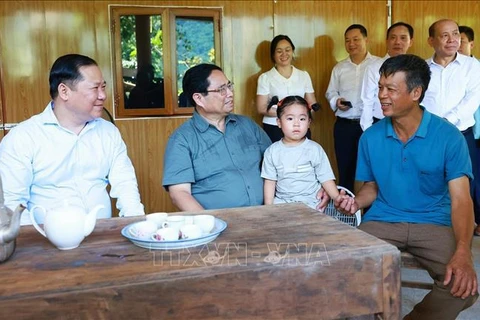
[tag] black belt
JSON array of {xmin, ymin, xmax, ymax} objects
[{"xmin": 337, "ymin": 117, "xmax": 360, "ymax": 123}]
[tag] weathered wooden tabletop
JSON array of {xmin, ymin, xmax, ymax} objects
[{"xmin": 0, "ymin": 203, "xmax": 400, "ymax": 319}]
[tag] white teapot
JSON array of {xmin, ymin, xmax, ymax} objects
[
  {"xmin": 30, "ymin": 201, "xmax": 104, "ymax": 250},
  {"xmin": 0, "ymin": 176, "xmax": 26, "ymax": 262}
]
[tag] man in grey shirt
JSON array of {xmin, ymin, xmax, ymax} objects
[{"xmin": 163, "ymin": 64, "xmax": 272, "ymax": 211}]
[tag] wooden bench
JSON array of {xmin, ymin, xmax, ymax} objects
[{"xmin": 400, "ymin": 251, "xmax": 433, "ymax": 290}]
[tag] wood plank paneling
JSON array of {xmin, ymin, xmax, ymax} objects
[
  {"xmin": 225, "ymin": 0, "xmax": 274, "ymax": 123},
  {"xmin": 392, "ymin": 1, "xmax": 480, "ymax": 59},
  {"xmin": 116, "ymin": 117, "xmax": 189, "ymax": 213},
  {"xmin": 0, "ymin": 39, "xmax": 4, "ymax": 140},
  {"xmin": 0, "ymin": 1, "xmax": 49, "ymax": 122},
  {"xmin": 273, "ymin": 0, "xmax": 388, "ymax": 177},
  {"xmin": 1, "ymin": 0, "xmax": 478, "ymax": 215}
]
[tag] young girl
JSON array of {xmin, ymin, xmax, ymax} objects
[{"xmin": 261, "ymin": 95, "xmax": 340, "ymax": 209}]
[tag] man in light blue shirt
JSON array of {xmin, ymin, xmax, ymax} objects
[
  {"xmin": 336, "ymin": 54, "xmax": 478, "ymax": 319},
  {"xmin": 0, "ymin": 54, "xmax": 145, "ymax": 224},
  {"xmin": 163, "ymin": 64, "xmax": 272, "ymax": 211}
]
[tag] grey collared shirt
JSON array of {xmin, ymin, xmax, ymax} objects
[{"xmin": 163, "ymin": 111, "xmax": 271, "ymax": 209}]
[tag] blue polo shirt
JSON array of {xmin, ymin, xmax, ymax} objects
[
  {"xmin": 357, "ymin": 108, "xmax": 472, "ymax": 226},
  {"xmin": 163, "ymin": 111, "xmax": 271, "ymax": 209}
]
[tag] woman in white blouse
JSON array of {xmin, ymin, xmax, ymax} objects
[{"xmin": 256, "ymin": 35, "xmax": 318, "ymax": 142}]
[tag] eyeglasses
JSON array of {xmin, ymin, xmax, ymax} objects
[{"xmin": 206, "ymin": 82, "xmax": 234, "ymax": 96}]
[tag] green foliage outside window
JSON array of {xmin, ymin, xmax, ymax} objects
[
  {"xmin": 112, "ymin": 6, "xmax": 221, "ymax": 116},
  {"xmin": 120, "ymin": 14, "xmax": 215, "ymax": 95}
]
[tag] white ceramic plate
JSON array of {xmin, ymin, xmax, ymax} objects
[{"xmin": 121, "ymin": 218, "xmax": 228, "ymax": 250}]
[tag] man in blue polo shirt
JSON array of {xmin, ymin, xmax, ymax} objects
[
  {"xmin": 162, "ymin": 64, "xmax": 272, "ymax": 211},
  {"xmin": 335, "ymin": 54, "xmax": 478, "ymax": 320}
]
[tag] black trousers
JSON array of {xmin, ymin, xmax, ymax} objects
[
  {"xmin": 476, "ymin": 138, "xmax": 480, "ymax": 224},
  {"xmin": 462, "ymin": 127, "xmax": 480, "ymax": 224},
  {"xmin": 333, "ymin": 117, "xmax": 363, "ymax": 192}
]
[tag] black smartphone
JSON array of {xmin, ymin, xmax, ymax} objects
[{"xmin": 340, "ymin": 101, "xmax": 353, "ymax": 108}]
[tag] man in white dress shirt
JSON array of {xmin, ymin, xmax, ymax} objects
[
  {"xmin": 422, "ymin": 19, "xmax": 480, "ymax": 236},
  {"xmin": 326, "ymin": 24, "xmax": 380, "ymax": 192},
  {"xmin": 0, "ymin": 54, "xmax": 145, "ymax": 224},
  {"xmin": 360, "ymin": 22, "xmax": 414, "ymax": 131}
]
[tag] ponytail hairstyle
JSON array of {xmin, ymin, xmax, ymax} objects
[{"xmin": 276, "ymin": 95, "xmax": 312, "ymax": 120}]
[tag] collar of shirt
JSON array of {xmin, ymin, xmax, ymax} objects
[
  {"xmin": 427, "ymin": 52, "xmax": 466, "ymax": 67},
  {"xmin": 39, "ymin": 102, "xmax": 61, "ymax": 126},
  {"xmin": 192, "ymin": 111, "xmax": 237, "ymax": 133},
  {"xmin": 39, "ymin": 101, "xmax": 98, "ymax": 134},
  {"xmin": 347, "ymin": 52, "xmax": 376, "ymax": 65},
  {"xmin": 386, "ymin": 106, "xmax": 430, "ymax": 140},
  {"xmin": 272, "ymin": 65, "xmax": 298, "ymax": 82}
]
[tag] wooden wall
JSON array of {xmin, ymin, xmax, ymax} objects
[
  {"xmin": 0, "ymin": 0, "xmax": 479, "ymax": 214},
  {"xmin": 392, "ymin": 1, "xmax": 480, "ymax": 59},
  {"xmin": 0, "ymin": 50, "xmax": 4, "ymax": 141}
]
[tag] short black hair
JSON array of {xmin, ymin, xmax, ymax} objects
[
  {"xmin": 270, "ymin": 35, "xmax": 295, "ymax": 63},
  {"xmin": 277, "ymin": 95, "xmax": 312, "ymax": 120},
  {"xmin": 345, "ymin": 24, "xmax": 368, "ymax": 37},
  {"xmin": 387, "ymin": 22, "xmax": 414, "ymax": 39},
  {"xmin": 459, "ymin": 25, "xmax": 475, "ymax": 41},
  {"xmin": 49, "ymin": 54, "xmax": 98, "ymax": 100},
  {"xmin": 182, "ymin": 63, "xmax": 223, "ymax": 107},
  {"xmin": 379, "ymin": 54, "xmax": 431, "ymax": 103}
]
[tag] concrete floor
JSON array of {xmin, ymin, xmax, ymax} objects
[{"xmin": 401, "ymin": 236, "xmax": 480, "ymax": 319}]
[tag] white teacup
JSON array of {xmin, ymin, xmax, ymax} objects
[
  {"xmin": 184, "ymin": 216, "xmax": 194, "ymax": 225},
  {"xmin": 146, "ymin": 212, "xmax": 168, "ymax": 228},
  {"xmin": 131, "ymin": 221, "xmax": 158, "ymax": 240},
  {"xmin": 162, "ymin": 215, "xmax": 185, "ymax": 232},
  {"xmin": 180, "ymin": 224, "xmax": 203, "ymax": 240},
  {"xmin": 193, "ymin": 215, "xmax": 215, "ymax": 234},
  {"xmin": 153, "ymin": 227, "xmax": 179, "ymax": 241}
]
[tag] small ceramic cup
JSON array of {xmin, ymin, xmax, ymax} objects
[
  {"xmin": 161, "ymin": 215, "xmax": 185, "ymax": 232},
  {"xmin": 146, "ymin": 212, "xmax": 168, "ymax": 228},
  {"xmin": 132, "ymin": 221, "xmax": 158, "ymax": 240},
  {"xmin": 153, "ymin": 227, "xmax": 179, "ymax": 241},
  {"xmin": 180, "ymin": 224, "xmax": 203, "ymax": 240},
  {"xmin": 193, "ymin": 215, "xmax": 215, "ymax": 234},
  {"xmin": 184, "ymin": 216, "xmax": 194, "ymax": 225}
]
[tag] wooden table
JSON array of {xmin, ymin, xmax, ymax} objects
[{"xmin": 0, "ymin": 203, "xmax": 400, "ymax": 319}]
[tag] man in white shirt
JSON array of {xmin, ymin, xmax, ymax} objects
[
  {"xmin": 360, "ymin": 22, "xmax": 414, "ymax": 131},
  {"xmin": 326, "ymin": 24, "xmax": 380, "ymax": 192},
  {"xmin": 423, "ymin": 19, "xmax": 480, "ymax": 237},
  {"xmin": 458, "ymin": 26, "xmax": 475, "ymax": 58},
  {"xmin": 0, "ymin": 54, "xmax": 145, "ymax": 224},
  {"xmin": 458, "ymin": 25, "xmax": 480, "ymax": 236}
]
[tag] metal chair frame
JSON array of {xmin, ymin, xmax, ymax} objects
[{"xmin": 324, "ymin": 186, "xmax": 361, "ymax": 227}]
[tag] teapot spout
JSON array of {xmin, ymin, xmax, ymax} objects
[
  {"xmin": 0, "ymin": 204, "xmax": 26, "ymax": 244},
  {"xmin": 84, "ymin": 205, "xmax": 104, "ymax": 236}
]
